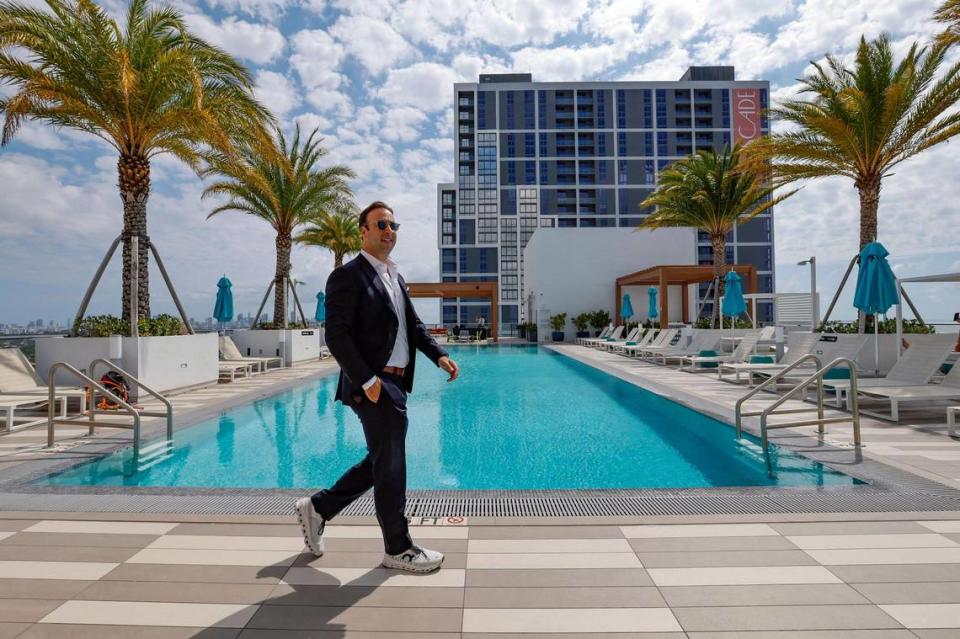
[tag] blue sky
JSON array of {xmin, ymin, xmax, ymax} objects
[{"xmin": 1, "ymin": 0, "xmax": 959, "ymax": 327}]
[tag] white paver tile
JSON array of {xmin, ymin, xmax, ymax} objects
[
  {"xmin": 126, "ymin": 548, "xmax": 299, "ymax": 567},
  {"xmin": 26, "ymin": 520, "xmax": 177, "ymax": 535},
  {"xmin": 324, "ymin": 525, "xmax": 467, "ymax": 539},
  {"xmin": 467, "ymin": 552, "xmax": 643, "ymax": 569},
  {"xmin": 467, "ymin": 538, "xmax": 633, "ymax": 553},
  {"xmin": 39, "ymin": 600, "xmax": 259, "ymax": 628},
  {"xmin": 648, "ymin": 566, "xmax": 842, "ymax": 586},
  {"xmin": 807, "ymin": 548, "xmax": 960, "ymax": 566},
  {"xmin": 148, "ymin": 535, "xmax": 303, "ymax": 551},
  {"xmin": 880, "ymin": 603, "xmax": 960, "ymax": 628},
  {"xmin": 282, "ymin": 567, "xmax": 465, "ymax": 587},
  {"xmin": 919, "ymin": 521, "xmax": 960, "ymax": 533},
  {"xmin": 787, "ymin": 534, "xmax": 958, "ymax": 550},
  {"xmin": 620, "ymin": 524, "xmax": 778, "ymax": 538},
  {"xmin": 0, "ymin": 560, "xmax": 118, "ymax": 580}
]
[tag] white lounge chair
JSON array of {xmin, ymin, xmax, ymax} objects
[
  {"xmin": 612, "ymin": 328, "xmax": 651, "ymax": 353},
  {"xmin": 218, "ymin": 361, "xmax": 254, "ymax": 382},
  {"xmin": 577, "ymin": 325, "xmax": 611, "ymax": 346},
  {"xmin": 219, "ymin": 336, "xmax": 283, "ymax": 374},
  {"xmin": 718, "ymin": 332, "xmax": 819, "ymax": 384},
  {"xmin": 599, "ymin": 327, "xmax": 642, "ymax": 351},
  {"xmin": 633, "ymin": 327, "xmax": 685, "ymax": 359},
  {"xmin": 622, "ymin": 328, "xmax": 673, "ymax": 357},
  {"xmin": 854, "ymin": 358, "xmax": 960, "ymax": 422},
  {"xmin": 679, "ymin": 332, "xmax": 761, "ymax": 372},
  {"xmin": 0, "ymin": 348, "xmax": 87, "ymax": 412},
  {"xmin": 585, "ymin": 326, "xmax": 624, "ymax": 348},
  {"xmin": 1, "ymin": 393, "xmax": 69, "ymax": 432},
  {"xmin": 653, "ymin": 331, "xmax": 724, "ymax": 366}
]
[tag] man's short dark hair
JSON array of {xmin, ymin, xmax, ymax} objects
[{"xmin": 359, "ymin": 201, "xmax": 394, "ymax": 228}]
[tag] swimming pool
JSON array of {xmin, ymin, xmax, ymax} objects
[{"xmin": 37, "ymin": 346, "xmax": 858, "ymax": 489}]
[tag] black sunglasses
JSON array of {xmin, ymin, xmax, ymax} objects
[{"xmin": 366, "ymin": 220, "xmax": 400, "ymax": 231}]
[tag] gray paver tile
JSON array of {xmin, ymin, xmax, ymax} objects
[
  {"xmin": 686, "ymin": 631, "xmax": 916, "ymax": 638},
  {"xmin": 913, "ymin": 631, "xmax": 960, "ymax": 638},
  {"xmin": 294, "ymin": 551, "xmax": 466, "ymax": 569},
  {"xmin": 17, "ymin": 624, "xmax": 240, "ymax": 638},
  {"xmin": 945, "ymin": 534, "xmax": 960, "ymax": 545},
  {"xmin": 76, "ymin": 580, "xmax": 277, "ymax": 604},
  {"xmin": 0, "ymin": 521, "xmax": 38, "ymax": 532},
  {"xmin": 0, "ymin": 623, "xmax": 31, "ymax": 639},
  {"xmin": 0, "ymin": 579, "xmax": 91, "ymax": 600},
  {"xmin": 266, "ymin": 584, "xmax": 463, "ymax": 607},
  {"xmin": 0, "ymin": 532, "xmax": 158, "ymax": 548},
  {"xmin": 0, "ymin": 599, "xmax": 63, "ymax": 622},
  {"xmin": 637, "ymin": 550, "xmax": 817, "ymax": 568},
  {"xmin": 673, "ymin": 604, "xmax": 903, "ymax": 631},
  {"xmin": 463, "ymin": 634, "xmax": 686, "ymax": 639},
  {"xmin": 465, "ymin": 567, "xmax": 653, "ymax": 587},
  {"xmin": 169, "ymin": 523, "xmax": 302, "ymax": 537},
  {"xmin": 240, "ymin": 632, "xmax": 460, "ymax": 639},
  {"xmin": 102, "ymin": 563, "xmax": 288, "ymax": 584},
  {"xmin": 771, "ymin": 522, "xmax": 931, "ymax": 535},
  {"xmin": 0, "ymin": 545, "xmax": 140, "ymax": 563},
  {"xmin": 319, "ymin": 538, "xmax": 467, "ymax": 553},
  {"xmin": 828, "ymin": 564, "xmax": 960, "ymax": 583},
  {"xmin": 464, "ymin": 586, "xmax": 665, "ymax": 608},
  {"xmin": 854, "ymin": 582, "xmax": 960, "ymax": 604},
  {"xmin": 245, "ymin": 604, "xmax": 462, "ymax": 631},
  {"xmin": 467, "ymin": 526, "xmax": 622, "ymax": 539},
  {"xmin": 629, "ymin": 535, "xmax": 799, "ymax": 552},
  {"xmin": 660, "ymin": 583, "xmax": 869, "ymax": 607}
]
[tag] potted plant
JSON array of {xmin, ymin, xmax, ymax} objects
[
  {"xmin": 549, "ymin": 313, "xmax": 567, "ymax": 342},
  {"xmin": 525, "ymin": 322, "xmax": 537, "ymax": 343},
  {"xmin": 518, "ymin": 322, "xmax": 527, "ymax": 339},
  {"xmin": 589, "ymin": 310, "xmax": 611, "ymax": 337},
  {"xmin": 572, "ymin": 313, "xmax": 591, "ymax": 339}
]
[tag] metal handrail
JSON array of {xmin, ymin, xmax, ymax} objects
[
  {"xmin": 89, "ymin": 358, "xmax": 173, "ymax": 443},
  {"xmin": 735, "ymin": 353, "xmax": 822, "ymax": 437},
  {"xmin": 47, "ymin": 362, "xmax": 142, "ymax": 457},
  {"xmin": 735, "ymin": 355, "xmax": 862, "ymax": 476}
]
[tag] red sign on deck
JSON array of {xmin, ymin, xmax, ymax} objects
[{"xmin": 732, "ymin": 88, "xmax": 761, "ymax": 143}]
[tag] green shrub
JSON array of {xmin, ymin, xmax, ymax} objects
[
  {"xmin": 571, "ymin": 313, "xmax": 591, "ymax": 331},
  {"xmin": 589, "ymin": 310, "xmax": 611, "ymax": 330},
  {"xmin": 549, "ymin": 313, "xmax": 567, "ymax": 331},
  {"xmin": 256, "ymin": 321, "xmax": 308, "ymax": 330},
  {"xmin": 819, "ymin": 318, "xmax": 934, "ymax": 334},
  {"xmin": 74, "ymin": 314, "xmax": 185, "ymax": 337},
  {"xmin": 694, "ymin": 317, "xmax": 755, "ymax": 329}
]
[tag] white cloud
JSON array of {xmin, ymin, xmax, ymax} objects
[
  {"xmin": 420, "ymin": 137, "xmax": 453, "ymax": 154},
  {"xmin": 202, "ymin": 0, "xmax": 294, "ymax": 20},
  {"xmin": 329, "ymin": 15, "xmax": 417, "ymax": 75},
  {"xmin": 293, "ymin": 112, "xmax": 334, "ymax": 135},
  {"xmin": 381, "ymin": 106, "xmax": 428, "ymax": 142},
  {"xmin": 254, "ymin": 70, "xmax": 301, "ymax": 117},
  {"xmin": 463, "ymin": 0, "xmax": 590, "ymax": 47},
  {"xmin": 511, "ymin": 44, "xmax": 620, "ymax": 81},
  {"xmin": 290, "ymin": 29, "xmax": 346, "ymax": 90},
  {"xmin": 377, "ymin": 62, "xmax": 458, "ymax": 112},
  {"xmin": 185, "ymin": 14, "xmax": 286, "ymax": 65}
]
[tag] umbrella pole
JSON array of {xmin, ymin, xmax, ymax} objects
[{"xmin": 874, "ymin": 315, "xmax": 880, "ymax": 377}]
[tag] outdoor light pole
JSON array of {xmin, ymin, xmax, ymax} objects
[{"xmin": 797, "ymin": 256, "xmax": 818, "ymax": 329}]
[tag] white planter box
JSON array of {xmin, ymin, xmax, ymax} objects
[
  {"xmin": 35, "ymin": 333, "xmax": 219, "ymax": 399},
  {"xmin": 230, "ymin": 329, "xmax": 320, "ymax": 366},
  {"xmin": 814, "ymin": 333, "xmax": 949, "ymax": 376}
]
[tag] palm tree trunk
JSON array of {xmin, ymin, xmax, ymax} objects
[
  {"xmin": 334, "ymin": 252, "xmax": 344, "ymax": 269},
  {"xmin": 856, "ymin": 173, "xmax": 881, "ymax": 249},
  {"xmin": 119, "ymin": 154, "xmax": 151, "ymax": 331},
  {"xmin": 711, "ymin": 234, "xmax": 727, "ymax": 329},
  {"xmin": 273, "ymin": 232, "xmax": 292, "ymax": 328}
]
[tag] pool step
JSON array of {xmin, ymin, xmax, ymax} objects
[{"xmin": 135, "ymin": 439, "xmax": 174, "ymax": 472}]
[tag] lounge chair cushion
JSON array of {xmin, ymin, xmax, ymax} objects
[
  {"xmin": 625, "ymin": 341, "xmax": 637, "ymax": 346},
  {"xmin": 750, "ymin": 355, "xmax": 775, "ymax": 364},
  {"xmin": 219, "ymin": 336, "xmax": 245, "ymax": 360},
  {"xmin": 824, "ymin": 366, "xmax": 851, "ymax": 379},
  {"xmin": 698, "ymin": 350, "xmax": 719, "ymax": 368}
]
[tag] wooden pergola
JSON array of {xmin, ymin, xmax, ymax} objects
[
  {"xmin": 615, "ymin": 265, "xmax": 757, "ymax": 328},
  {"xmin": 407, "ymin": 282, "xmax": 498, "ymax": 341}
]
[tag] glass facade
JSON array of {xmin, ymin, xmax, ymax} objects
[{"xmin": 438, "ymin": 72, "xmax": 775, "ymax": 330}]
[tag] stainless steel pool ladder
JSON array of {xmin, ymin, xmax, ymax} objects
[
  {"xmin": 47, "ymin": 359, "xmax": 173, "ymax": 462},
  {"xmin": 735, "ymin": 354, "xmax": 862, "ymax": 476}
]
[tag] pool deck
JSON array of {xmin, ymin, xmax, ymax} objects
[{"xmin": 1, "ymin": 347, "xmax": 960, "ymax": 635}]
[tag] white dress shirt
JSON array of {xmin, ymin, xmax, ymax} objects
[{"xmin": 360, "ymin": 250, "xmax": 409, "ymax": 390}]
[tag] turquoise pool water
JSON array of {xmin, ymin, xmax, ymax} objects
[{"xmin": 38, "ymin": 346, "xmax": 858, "ymax": 489}]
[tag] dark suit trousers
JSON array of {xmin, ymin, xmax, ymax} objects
[{"xmin": 310, "ymin": 374, "xmax": 413, "ymax": 555}]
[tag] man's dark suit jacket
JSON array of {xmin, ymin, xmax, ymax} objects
[{"xmin": 324, "ymin": 254, "xmax": 449, "ymax": 405}]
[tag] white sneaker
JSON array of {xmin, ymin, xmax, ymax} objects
[
  {"xmin": 381, "ymin": 544, "xmax": 444, "ymax": 573},
  {"xmin": 294, "ymin": 497, "xmax": 325, "ymax": 557}
]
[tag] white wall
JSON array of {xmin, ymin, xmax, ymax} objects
[{"xmin": 524, "ymin": 227, "xmax": 697, "ymax": 338}]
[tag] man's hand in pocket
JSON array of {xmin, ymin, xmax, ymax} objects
[{"xmin": 365, "ymin": 378, "xmax": 382, "ymax": 403}]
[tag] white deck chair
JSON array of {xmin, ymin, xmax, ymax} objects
[
  {"xmin": 679, "ymin": 332, "xmax": 761, "ymax": 372},
  {"xmin": 577, "ymin": 325, "xmax": 611, "ymax": 345},
  {"xmin": 0, "ymin": 393, "xmax": 69, "ymax": 432},
  {"xmin": 654, "ymin": 332, "xmax": 724, "ymax": 366},
  {"xmin": 586, "ymin": 326, "xmax": 624, "ymax": 347},
  {"xmin": 718, "ymin": 332, "xmax": 819, "ymax": 384},
  {"xmin": 633, "ymin": 327, "xmax": 685, "ymax": 358},
  {"xmin": 218, "ymin": 361, "xmax": 254, "ymax": 382},
  {"xmin": 855, "ymin": 360, "xmax": 960, "ymax": 422},
  {"xmin": 824, "ymin": 334, "xmax": 957, "ymax": 410},
  {"xmin": 219, "ymin": 336, "xmax": 283, "ymax": 373},
  {"xmin": 599, "ymin": 327, "xmax": 642, "ymax": 351},
  {"xmin": 612, "ymin": 328, "xmax": 651, "ymax": 353},
  {"xmin": 621, "ymin": 329, "xmax": 668, "ymax": 357},
  {"xmin": 0, "ymin": 348, "xmax": 87, "ymax": 412}
]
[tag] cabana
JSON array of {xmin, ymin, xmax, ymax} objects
[{"xmin": 615, "ymin": 265, "xmax": 757, "ymax": 328}]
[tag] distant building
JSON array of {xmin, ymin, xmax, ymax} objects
[{"xmin": 437, "ymin": 66, "xmax": 773, "ymax": 332}]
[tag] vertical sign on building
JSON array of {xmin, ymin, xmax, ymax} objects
[{"xmin": 732, "ymin": 88, "xmax": 761, "ymax": 143}]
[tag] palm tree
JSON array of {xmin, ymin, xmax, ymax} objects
[
  {"xmin": 0, "ymin": 0, "xmax": 271, "ymax": 324},
  {"xmin": 202, "ymin": 125, "xmax": 354, "ymax": 327},
  {"xmin": 639, "ymin": 145, "xmax": 795, "ymax": 325},
  {"xmin": 935, "ymin": 0, "xmax": 960, "ymax": 47},
  {"xmin": 751, "ymin": 34, "xmax": 960, "ymax": 251},
  {"xmin": 294, "ymin": 203, "xmax": 362, "ymax": 269}
]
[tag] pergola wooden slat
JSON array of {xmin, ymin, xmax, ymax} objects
[
  {"xmin": 615, "ymin": 264, "xmax": 757, "ymax": 328},
  {"xmin": 406, "ymin": 282, "xmax": 498, "ymax": 341}
]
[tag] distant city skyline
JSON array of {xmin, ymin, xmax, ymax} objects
[{"xmin": 1, "ymin": 0, "xmax": 957, "ymax": 326}]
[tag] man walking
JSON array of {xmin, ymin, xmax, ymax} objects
[{"xmin": 296, "ymin": 201, "xmax": 460, "ymax": 573}]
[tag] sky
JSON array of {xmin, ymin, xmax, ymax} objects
[{"xmin": 1, "ymin": 0, "xmax": 959, "ymax": 328}]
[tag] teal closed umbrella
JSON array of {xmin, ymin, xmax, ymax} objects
[
  {"xmin": 213, "ymin": 276, "xmax": 233, "ymax": 329},
  {"xmin": 315, "ymin": 291, "xmax": 326, "ymax": 324},
  {"xmin": 647, "ymin": 287, "xmax": 658, "ymax": 320},
  {"xmin": 620, "ymin": 293, "xmax": 634, "ymax": 322},
  {"xmin": 721, "ymin": 270, "xmax": 747, "ymax": 319},
  {"xmin": 854, "ymin": 242, "xmax": 900, "ymax": 375}
]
